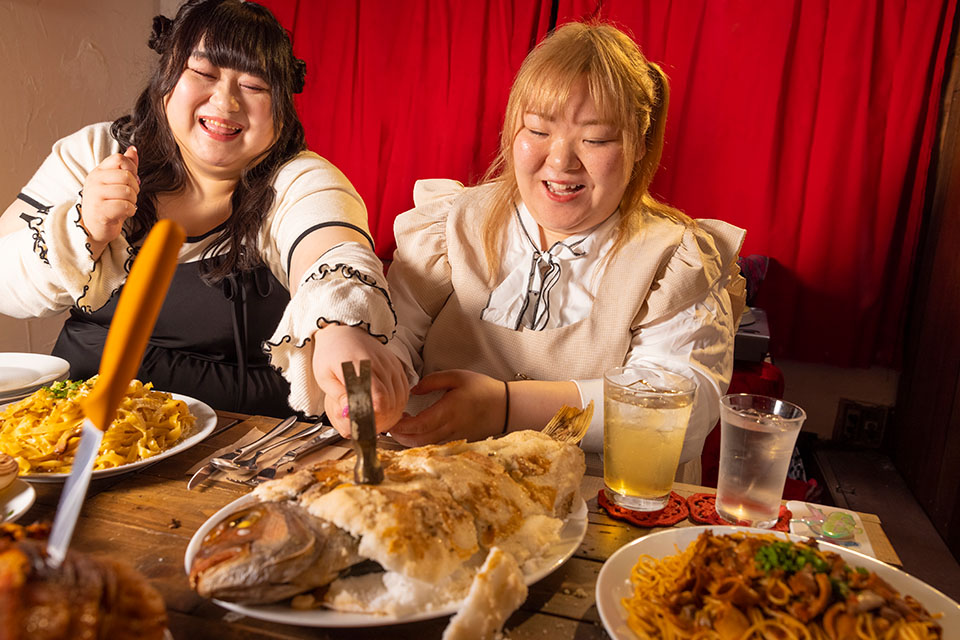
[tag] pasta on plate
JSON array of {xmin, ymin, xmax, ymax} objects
[
  {"xmin": 0, "ymin": 378, "xmax": 196, "ymax": 474},
  {"xmin": 624, "ymin": 531, "xmax": 941, "ymax": 639}
]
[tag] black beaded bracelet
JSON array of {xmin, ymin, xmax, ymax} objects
[{"xmin": 501, "ymin": 380, "xmax": 510, "ymax": 435}]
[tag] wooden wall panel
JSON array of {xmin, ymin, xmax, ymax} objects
[{"xmin": 893, "ymin": 22, "xmax": 960, "ymax": 557}]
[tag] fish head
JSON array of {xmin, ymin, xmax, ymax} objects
[{"xmin": 189, "ymin": 501, "xmax": 344, "ymax": 603}]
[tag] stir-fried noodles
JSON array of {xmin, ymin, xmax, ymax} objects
[{"xmin": 623, "ymin": 531, "xmax": 941, "ymax": 639}]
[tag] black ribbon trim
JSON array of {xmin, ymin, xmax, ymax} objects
[
  {"xmin": 261, "ymin": 262, "xmax": 397, "ymax": 362},
  {"xmin": 16, "ymin": 193, "xmax": 51, "ymax": 213},
  {"xmin": 285, "ymin": 222, "xmax": 376, "ymax": 277},
  {"xmin": 509, "ymin": 205, "xmax": 587, "ymax": 331}
]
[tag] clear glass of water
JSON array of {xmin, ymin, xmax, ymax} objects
[
  {"xmin": 603, "ymin": 366, "xmax": 697, "ymax": 511},
  {"xmin": 716, "ymin": 394, "xmax": 807, "ymax": 528}
]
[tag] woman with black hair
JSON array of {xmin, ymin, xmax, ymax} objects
[{"xmin": 0, "ymin": 0, "xmax": 407, "ymax": 433}]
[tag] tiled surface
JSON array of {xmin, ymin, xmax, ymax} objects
[{"xmin": 814, "ymin": 446, "xmax": 960, "ymax": 601}]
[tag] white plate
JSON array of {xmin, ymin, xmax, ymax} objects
[
  {"xmin": 184, "ymin": 496, "xmax": 589, "ymax": 627},
  {"xmin": 0, "ymin": 353, "xmax": 69, "ymax": 397},
  {"xmin": 596, "ymin": 525, "xmax": 960, "ymax": 640},
  {"xmin": 0, "ymin": 479, "xmax": 36, "ymax": 523},
  {"xmin": 19, "ymin": 394, "xmax": 217, "ymax": 483},
  {"xmin": 0, "ymin": 390, "xmax": 39, "ymax": 406}
]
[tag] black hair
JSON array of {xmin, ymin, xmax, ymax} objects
[{"xmin": 111, "ymin": 0, "xmax": 307, "ymax": 282}]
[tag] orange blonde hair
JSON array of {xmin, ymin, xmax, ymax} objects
[{"xmin": 480, "ymin": 21, "xmax": 691, "ymax": 281}]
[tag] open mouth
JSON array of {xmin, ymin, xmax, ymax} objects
[
  {"xmin": 199, "ymin": 117, "xmax": 242, "ymax": 137},
  {"xmin": 544, "ymin": 181, "xmax": 584, "ymax": 195}
]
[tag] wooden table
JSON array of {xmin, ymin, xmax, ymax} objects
[{"xmin": 20, "ymin": 413, "xmax": 900, "ymax": 640}]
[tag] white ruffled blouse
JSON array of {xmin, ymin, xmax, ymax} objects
[{"xmin": 388, "ymin": 179, "xmax": 745, "ymax": 463}]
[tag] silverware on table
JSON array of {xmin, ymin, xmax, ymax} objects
[
  {"xmin": 187, "ymin": 415, "xmax": 298, "ymax": 490},
  {"xmin": 213, "ymin": 421, "xmax": 328, "ymax": 474},
  {"xmin": 242, "ymin": 424, "xmax": 342, "ymax": 486}
]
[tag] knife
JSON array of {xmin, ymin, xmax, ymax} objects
[
  {"xmin": 246, "ymin": 423, "xmax": 342, "ymax": 485},
  {"xmin": 341, "ymin": 360, "xmax": 382, "ymax": 485},
  {"xmin": 186, "ymin": 415, "xmax": 299, "ymax": 489},
  {"xmin": 47, "ymin": 220, "xmax": 185, "ymax": 568}
]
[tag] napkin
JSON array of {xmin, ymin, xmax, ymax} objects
[{"xmin": 787, "ymin": 501, "xmax": 875, "ymax": 558}]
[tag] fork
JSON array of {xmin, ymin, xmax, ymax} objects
[
  {"xmin": 201, "ymin": 415, "xmax": 298, "ymax": 471},
  {"xmin": 210, "ymin": 421, "xmax": 327, "ymax": 474},
  {"xmin": 240, "ymin": 424, "xmax": 342, "ymax": 486},
  {"xmin": 541, "ymin": 401, "xmax": 594, "ymax": 444}
]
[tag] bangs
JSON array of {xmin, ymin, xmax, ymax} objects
[
  {"xmin": 175, "ymin": 2, "xmax": 293, "ymax": 88},
  {"xmin": 513, "ymin": 37, "xmax": 637, "ymax": 135},
  {"xmin": 522, "ymin": 73, "xmax": 628, "ymax": 130},
  {"xmin": 202, "ymin": 26, "xmax": 273, "ymax": 82}
]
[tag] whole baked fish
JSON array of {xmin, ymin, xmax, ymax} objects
[{"xmin": 189, "ymin": 429, "xmax": 585, "ymax": 613}]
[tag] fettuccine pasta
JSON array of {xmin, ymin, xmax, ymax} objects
[
  {"xmin": 0, "ymin": 378, "xmax": 196, "ymax": 474},
  {"xmin": 623, "ymin": 531, "xmax": 942, "ymax": 639}
]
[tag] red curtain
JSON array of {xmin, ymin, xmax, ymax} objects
[
  {"xmin": 261, "ymin": 0, "xmax": 956, "ymax": 367},
  {"xmin": 262, "ymin": 0, "xmax": 553, "ymax": 257}
]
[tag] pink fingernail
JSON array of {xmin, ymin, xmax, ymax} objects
[{"xmin": 341, "ymin": 406, "xmax": 349, "ymax": 418}]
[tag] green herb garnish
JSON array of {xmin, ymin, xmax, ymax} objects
[
  {"xmin": 755, "ymin": 541, "xmax": 829, "ymax": 574},
  {"xmin": 44, "ymin": 379, "xmax": 86, "ymax": 399}
]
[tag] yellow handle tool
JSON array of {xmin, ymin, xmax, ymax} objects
[{"xmin": 47, "ymin": 219, "xmax": 185, "ymax": 567}]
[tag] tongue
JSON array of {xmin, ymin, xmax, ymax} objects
[{"xmin": 203, "ymin": 119, "xmax": 239, "ymax": 135}]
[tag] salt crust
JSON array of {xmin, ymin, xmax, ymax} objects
[{"xmin": 323, "ymin": 516, "xmax": 564, "ymax": 617}]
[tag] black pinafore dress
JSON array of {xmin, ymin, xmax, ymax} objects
[{"xmin": 52, "ymin": 253, "xmax": 293, "ymax": 417}]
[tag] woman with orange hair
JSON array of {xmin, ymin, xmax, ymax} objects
[{"xmin": 386, "ymin": 22, "xmax": 745, "ymax": 481}]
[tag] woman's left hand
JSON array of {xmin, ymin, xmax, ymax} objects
[
  {"xmin": 310, "ymin": 324, "xmax": 409, "ymax": 438},
  {"xmin": 389, "ymin": 369, "xmax": 506, "ymax": 447}
]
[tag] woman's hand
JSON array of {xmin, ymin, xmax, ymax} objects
[
  {"xmin": 80, "ymin": 146, "xmax": 140, "ymax": 258},
  {"xmin": 389, "ymin": 369, "xmax": 506, "ymax": 447},
  {"xmin": 311, "ymin": 324, "xmax": 409, "ymax": 438}
]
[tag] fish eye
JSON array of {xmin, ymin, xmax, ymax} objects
[{"xmin": 227, "ymin": 508, "xmax": 262, "ymax": 529}]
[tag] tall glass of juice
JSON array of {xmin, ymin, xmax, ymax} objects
[
  {"xmin": 716, "ymin": 394, "xmax": 806, "ymax": 528},
  {"xmin": 603, "ymin": 366, "xmax": 696, "ymax": 511}
]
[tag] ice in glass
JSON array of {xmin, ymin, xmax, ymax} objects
[
  {"xmin": 716, "ymin": 394, "xmax": 806, "ymax": 528},
  {"xmin": 603, "ymin": 366, "xmax": 696, "ymax": 511}
]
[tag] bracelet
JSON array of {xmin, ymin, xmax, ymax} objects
[{"xmin": 501, "ymin": 381, "xmax": 510, "ymax": 435}]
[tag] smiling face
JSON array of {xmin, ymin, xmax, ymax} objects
[
  {"xmin": 512, "ymin": 79, "xmax": 631, "ymax": 248},
  {"xmin": 164, "ymin": 47, "xmax": 276, "ymax": 180}
]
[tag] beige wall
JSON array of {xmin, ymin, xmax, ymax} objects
[
  {"xmin": 777, "ymin": 360, "xmax": 899, "ymax": 441},
  {"xmin": 0, "ymin": 0, "xmax": 178, "ymax": 353}
]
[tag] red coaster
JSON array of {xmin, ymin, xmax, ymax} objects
[
  {"xmin": 686, "ymin": 493, "xmax": 792, "ymax": 532},
  {"xmin": 688, "ymin": 493, "xmax": 727, "ymax": 525},
  {"xmin": 597, "ymin": 490, "xmax": 689, "ymax": 527}
]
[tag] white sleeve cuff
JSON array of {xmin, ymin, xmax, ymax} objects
[
  {"xmin": 263, "ymin": 241, "xmax": 396, "ymax": 415},
  {"xmin": 573, "ymin": 378, "xmax": 604, "ymax": 453},
  {"xmin": 386, "ymin": 327, "xmax": 422, "ymax": 387},
  {"xmin": 0, "ymin": 198, "xmax": 131, "ymax": 317}
]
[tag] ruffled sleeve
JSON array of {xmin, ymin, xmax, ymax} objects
[
  {"xmin": 0, "ymin": 123, "xmax": 132, "ymax": 318},
  {"xmin": 384, "ymin": 179, "xmax": 461, "ymax": 381},
  {"xmin": 256, "ymin": 152, "xmax": 396, "ymax": 415},
  {"xmin": 698, "ymin": 219, "xmax": 747, "ymax": 323},
  {"xmin": 634, "ymin": 218, "xmax": 746, "ymax": 328},
  {"xmin": 264, "ymin": 241, "xmax": 397, "ymax": 416},
  {"xmin": 620, "ymin": 217, "xmax": 746, "ymax": 467}
]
